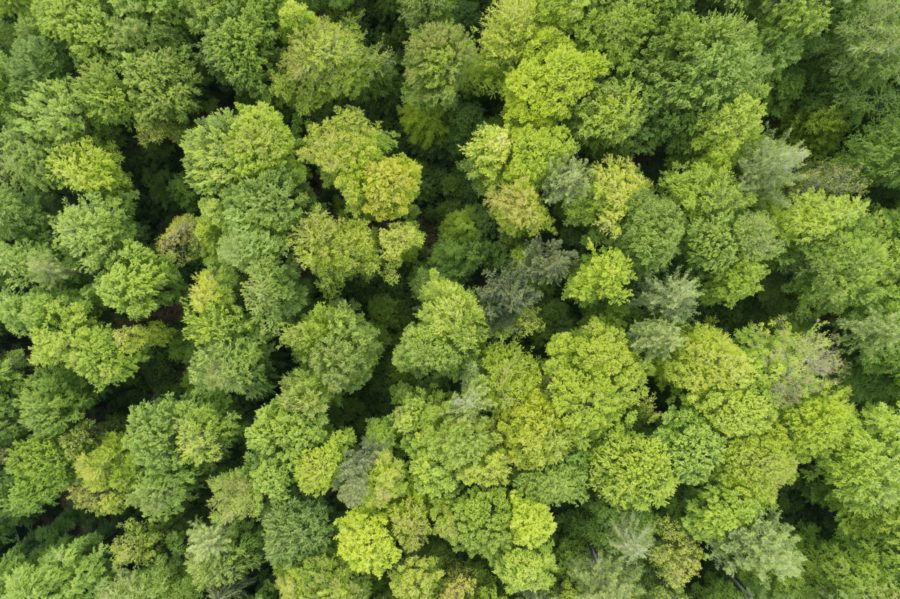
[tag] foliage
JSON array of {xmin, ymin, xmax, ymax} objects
[{"xmin": 0, "ymin": 1, "xmax": 895, "ymax": 596}]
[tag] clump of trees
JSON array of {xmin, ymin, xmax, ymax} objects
[{"xmin": 0, "ymin": 0, "xmax": 897, "ymax": 597}]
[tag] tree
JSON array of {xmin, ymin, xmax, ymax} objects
[
  {"xmin": 562, "ymin": 247, "xmax": 636, "ymax": 307},
  {"xmin": 291, "ymin": 206, "xmax": 380, "ymax": 296},
  {"xmin": 588, "ymin": 428, "xmax": 678, "ymax": 511},
  {"xmin": 52, "ymin": 192, "xmax": 137, "ymax": 274},
  {"xmin": 271, "ymin": 1, "xmax": 393, "ymax": 118},
  {"xmin": 401, "ymin": 21, "xmax": 477, "ymax": 113},
  {"xmin": 276, "ymin": 555, "xmax": 372, "ymax": 599},
  {"xmin": 14, "ymin": 366, "xmax": 96, "ymax": 439},
  {"xmin": 655, "ymin": 408, "xmax": 726, "ymax": 487},
  {"xmin": 261, "ymin": 497, "xmax": 333, "ymax": 570},
  {"xmin": 361, "ymin": 154, "xmax": 422, "ymax": 221},
  {"xmin": 708, "ymin": 512, "xmax": 806, "ymax": 589},
  {"xmin": 184, "ymin": 519, "xmax": 263, "ymax": 592},
  {"xmin": 617, "ymin": 189, "xmax": 685, "ymax": 275},
  {"xmin": 297, "ymin": 106, "xmax": 400, "ymax": 215},
  {"xmin": 45, "ymin": 136, "xmax": 131, "ymax": 195},
  {"xmin": 119, "ymin": 45, "xmax": 203, "ymax": 145},
  {"xmin": 2, "ymin": 436, "xmax": 71, "ymax": 517},
  {"xmin": 2, "ymin": 535, "xmax": 109, "ymax": 599},
  {"xmin": 636, "ymin": 11, "xmax": 772, "ymax": 149},
  {"xmin": 181, "ymin": 101, "xmax": 300, "ymax": 198},
  {"xmin": 378, "ymin": 221, "xmax": 426, "ymax": 285},
  {"xmin": 502, "ymin": 38, "xmax": 609, "ymax": 125},
  {"xmin": 649, "ymin": 518, "xmax": 704, "ymax": 591},
  {"xmin": 544, "ymin": 318, "xmax": 649, "ymax": 447},
  {"xmin": 334, "ymin": 510, "xmax": 402, "ymax": 578},
  {"xmin": 182, "ymin": 270, "xmax": 272, "ymax": 398},
  {"xmin": 509, "ymin": 491, "xmax": 557, "ymax": 549},
  {"xmin": 280, "ymin": 300, "xmax": 383, "ymax": 395},
  {"xmin": 483, "ymin": 178, "xmax": 553, "ymax": 238},
  {"xmin": 94, "ymin": 241, "xmax": 182, "ymax": 320},
  {"xmin": 192, "ymin": 0, "xmax": 279, "ymax": 100},
  {"xmin": 393, "ymin": 270, "xmax": 489, "ymax": 380},
  {"xmin": 573, "ymin": 76, "xmax": 648, "ymax": 154}
]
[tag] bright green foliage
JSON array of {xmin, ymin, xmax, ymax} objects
[
  {"xmin": 291, "ymin": 206, "xmax": 380, "ymax": 296},
  {"xmin": 243, "ymin": 369, "xmax": 339, "ymax": 501},
  {"xmin": 94, "ymin": 241, "xmax": 181, "ymax": 320},
  {"xmin": 562, "ymin": 155, "xmax": 650, "ymax": 234},
  {"xmin": 431, "ymin": 487, "xmax": 513, "ymax": 560},
  {"xmin": 52, "ymin": 193, "xmax": 137, "ymax": 274},
  {"xmin": 334, "ymin": 510, "xmax": 402, "ymax": 578},
  {"xmin": 2, "ymin": 535, "xmax": 108, "ymax": 599},
  {"xmin": 182, "ymin": 270, "xmax": 271, "ymax": 398},
  {"xmin": 494, "ymin": 544, "xmax": 558, "ymax": 594},
  {"xmin": 207, "ymin": 467, "xmax": 264, "ymax": 525},
  {"xmin": 589, "ymin": 428, "xmax": 678, "ymax": 511},
  {"xmin": 393, "ymin": 270, "xmax": 489, "ymax": 379},
  {"xmin": 573, "ymin": 76, "xmax": 648, "ymax": 153},
  {"xmin": 662, "ymin": 161, "xmax": 784, "ymax": 307},
  {"xmin": 544, "ymin": 318, "xmax": 648, "ymax": 447},
  {"xmin": 818, "ymin": 403, "xmax": 900, "ymax": 519},
  {"xmin": 510, "ymin": 491, "xmax": 557, "ymax": 549},
  {"xmin": 298, "ymin": 106, "xmax": 405, "ymax": 215},
  {"xmin": 649, "ymin": 518, "xmax": 704, "ymax": 591},
  {"xmin": 655, "ymin": 408, "xmax": 726, "ymax": 487},
  {"xmin": 775, "ymin": 189, "xmax": 869, "ymax": 245},
  {"xmin": 280, "ymin": 300, "xmax": 383, "ymax": 394},
  {"xmin": 736, "ymin": 320, "xmax": 842, "ymax": 405},
  {"xmin": 46, "ymin": 137, "xmax": 130, "ymax": 194},
  {"xmin": 271, "ymin": 2, "xmax": 393, "ymax": 118},
  {"xmin": 0, "ymin": 0, "xmax": 895, "ymax": 594},
  {"xmin": 379, "ymin": 221, "xmax": 426, "ymax": 285},
  {"xmin": 276, "ymin": 555, "xmax": 372, "ymax": 599},
  {"xmin": 661, "ymin": 324, "xmax": 778, "ymax": 438},
  {"xmin": 361, "ymin": 154, "xmax": 422, "ymax": 221},
  {"xmin": 683, "ymin": 425, "xmax": 799, "ymax": 540},
  {"xmin": 563, "ymin": 247, "xmax": 635, "ymax": 307},
  {"xmin": 2, "ymin": 436, "xmax": 70, "ymax": 517},
  {"xmin": 460, "ymin": 122, "xmax": 577, "ymax": 192},
  {"xmin": 476, "ymin": 0, "xmax": 538, "ymax": 94},
  {"xmin": 389, "ymin": 555, "xmax": 446, "ymax": 599},
  {"xmin": 483, "ymin": 179, "xmax": 553, "ymax": 237},
  {"xmin": 503, "ymin": 38, "xmax": 609, "ymax": 125},
  {"xmin": 686, "ymin": 93, "xmax": 766, "ymax": 166},
  {"xmin": 782, "ymin": 388, "xmax": 856, "ymax": 463},
  {"xmin": 0, "ymin": 78, "xmax": 86, "ymax": 191},
  {"xmin": 182, "ymin": 102, "xmax": 299, "ymax": 198}
]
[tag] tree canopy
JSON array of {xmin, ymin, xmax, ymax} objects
[{"xmin": 0, "ymin": 0, "xmax": 897, "ymax": 597}]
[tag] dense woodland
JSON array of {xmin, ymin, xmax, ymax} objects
[{"xmin": 0, "ymin": 0, "xmax": 897, "ymax": 597}]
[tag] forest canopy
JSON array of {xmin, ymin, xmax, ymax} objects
[{"xmin": 0, "ymin": 0, "xmax": 898, "ymax": 597}]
